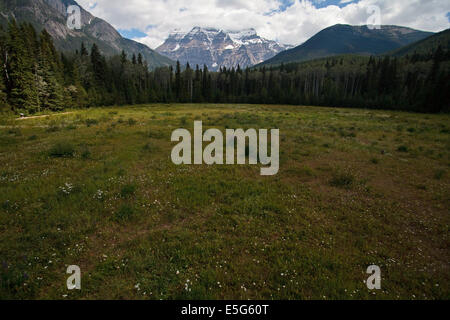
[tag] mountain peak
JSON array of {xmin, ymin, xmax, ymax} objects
[
  {"xmin": 157, "ymin": 27, "xmax": 289, "ymax": 70},
  {"xmin": 258, "ymin": 24, "xmax": 434, "ymax": 67}
]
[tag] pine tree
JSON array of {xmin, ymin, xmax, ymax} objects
[
  {"xmin": 6, "ymin": 21, "xmax": 39, "ymax": 113},
  {"xmin": 120, "ymin": 50, "xmax": 127, "ymax": 65},
  {"xmin": 175, "ymin": 61, "xmax": 181, "ymax": 101},
  {"xmin": 80, "ymin": 42, "xmax": 88, "ymax": 57},
  {"xmin": 0, "ymin": 26, "xmax": 9, "ymax": 111},
  {"xmin": 38, "ymin": 29, "xmax": 64, "ymax": 111}
]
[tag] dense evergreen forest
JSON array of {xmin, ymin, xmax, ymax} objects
[{"xmin": 1, "ymin": 21, "xmax": 449, "ymax": 114}]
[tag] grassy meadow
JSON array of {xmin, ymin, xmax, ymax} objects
[{"xmin": 0, "ymin": 104, "xmax": 448, "ymax": 300}]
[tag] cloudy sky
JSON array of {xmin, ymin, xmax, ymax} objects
[{"xmin": 76, "ymin": 0, "xmax": 450, "ymax": 49}]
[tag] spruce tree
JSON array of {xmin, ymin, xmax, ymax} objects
[
  {"xmin": 7, "ymin": 21, "xmax": 39, "ymax": 113},
  {"xmin": 38, "ymin": 29, "xmax": 64, "ymax": 111}
]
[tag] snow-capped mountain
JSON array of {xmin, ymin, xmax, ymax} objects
[{"xmin": 156, "ymin": 27, "xmax": 292, "ymax": 70}]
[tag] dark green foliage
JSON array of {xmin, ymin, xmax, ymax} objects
[
  {"xmin": 7, "ymin": 127, "xmax": 21, "ymax": 136},
  {"xmin": 433, "ymin": 169, "xmax": 446, "ymax": 180},
  {"xmin": 397, "ymin": 145, "xmax": 409, "ymax": 153},
  {"xmin": 143, "ymin": 142, "xmax": 160, "ymax": 152},
  {"xmin": 114, "ymin": 204, "xmax": 135, "ymax": 222},
  {"xmin": 85, "ymin": 118, "xmax": 99, "ymax": 127},
  {"xmin": 330, "ymin": 170, "xmax": 355, "ymax": 189},
  {"xmin": 80, "ymin": 146, "xmax": 91, "ymax": 159},
  {"xmin": 120, "ymin": 184, "xmax": 136, "ymax": 198},
  {"xmin": 46, "ymin": 125, "xmax": 60, "ymax": 133},
  {"xmin": 48, "ymin": 141, "xmax": 75, "ymax": 158}
]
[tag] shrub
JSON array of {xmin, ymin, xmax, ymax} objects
[
  {"xmin": 8, "ymin": 128, "xmax": 22, "ymax": 136},
  {"xmin": 80, "ymin": 147, "xmax": 91, "ymax": 159},
  {"xmin": 114, "ymin": 204, "xmax": 134, "ymax": 222},
  {"xmin": 128, "ymin": 118, "xmax": 137, "ymax": 126},
  {"xmin": 143, "ymin": 143, "xmax": 160, "ymax": 152},
  {"xmin": 65, "ymin": 124, "xmax": 77, "ymax": 130},
  {"xmin": 180, "ymin": 117, "xmax": 188, "ymax": 125},
  {"xmin": 147, "ymin": 130, "xmax": 164, "ymax": 139},
  {"xmin": 46, "ymin": 126, "xmax": 60, "ymax": 133},
  {"xmin": 28, "ymin": 135, "xmax": 38, "ymax": 141},
  {"xmin": 48, "ymin": 142, "xmax": 75, "ymax": 158},
  {"xmin": 85, "ymin": 119, "xmax": 99, "ymax": 127},
  {"xmin": 434, "ymin": 169, "xmax": 446, "ymax": 180},
  {"xmin": 397, "ymin": 145, "xmax": 409, "ymax": 153},
  {"xmin": 330, "ymin": 170, "xmax": 355, "ymax": 189},
  {"xmin": 120, "ymin": 184, "xmax": 136, "ymax": 198}
]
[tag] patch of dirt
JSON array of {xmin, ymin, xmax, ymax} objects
[{"xmin": 15, "ymin": 112, "xmax": 74, "ymax": 121}]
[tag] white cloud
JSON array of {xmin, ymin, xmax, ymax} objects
[{"xmin": 76, "ymin": 0, "xmax": 450, "ymax": 49}]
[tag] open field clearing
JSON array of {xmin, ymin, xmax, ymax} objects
[{"xmin": 0, "ymin": 104, "xmax": 449, "ymax": 300}]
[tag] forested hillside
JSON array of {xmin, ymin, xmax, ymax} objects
[
  {"xmin": 0, "ymin": 22, "xmax": 449, "ymax": 114},
  {"xmin": 391, "ymin": 29, "xmax": 450, "ymax": 57},
  {"xmin": 257, "ymin": 24, "xmax": 434, "ymax": 67}
]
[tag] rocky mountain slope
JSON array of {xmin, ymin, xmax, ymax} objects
[
  {"xmin": 0, "ymin": 0, "xmax": 174, "ymax": 69},
  {"xmin": 156, "ymin": 27, "xmax": 292, "ymax": 70},
  {"xmin": 258, "ymin": 24, "xmax": 434, "ymax": 67}
]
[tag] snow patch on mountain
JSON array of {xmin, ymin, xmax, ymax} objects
[{"xmin": 156, "ymin": 27, "xmax": 292, "ymax": 70}]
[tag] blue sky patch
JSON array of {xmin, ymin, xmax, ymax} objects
[
  {"xmin": 311, "ymin": 0, "xmax": 356, "ymax": 9},
  {"xmin": 118, "ymin": 28, "xmax": 148, "ymax": 39},
  {"xmin": 278, "ymin": 0, "xmax": 357, "ymax": 10}
]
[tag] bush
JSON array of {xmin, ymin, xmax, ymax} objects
[
  {"xmin": 46, "ymin": 126, "xmax": 60, "ymax": 133},
  {"xmin": 120, "ymin": 184, "xmax": 136, "ymax": 198},
  {"xmin": 434, "ymin": 169, "xmax": 446, "ymax": 180},
  {"xmin": 180, "ymin": 116, "xmax": 188, "ymax": 126},
  {"xmin": 128, "ymin": 118, "xmax": 137, "ymax": 126},
  {"xmin": 85, "ymin": 119, "xmax": 99, "ymax": 127},
  {"xmin": 65, "ymin": 124, "xmax": 77, "ymax": 130},
  {"xmin": 48, "ymin": 142, "xmax": 76, "ymax": 158},
  {"xmin": 147, "ymin": 130, "xmax": 164, "ymax": 139},
  {"xmin": 330, "ymin": 170, "xmax": 355, "ymax": 189},
  {"xmin": 80, "ymin": 147, "xmax": 91, "ymax": 159},
  {"xmin": 397, "ymin": 145, "xmax": 409, "ymax": 153},
  {"xmin": 8, "ymin": 128, "xmax": 22, "ymax": 136},
  {"xmin": 114, "ymin": 204, "xmax": 135, "ymax": 222},
  {"xmin": 143, "ymin": 143, "xmax": 160, "ymax": 152}
]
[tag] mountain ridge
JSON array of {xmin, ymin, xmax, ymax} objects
[
  {"xmin": 257, "ymin": 24, "xmax": 434, "ymax": 67},
  {"xmin": 0, "ymin": 0, "xmax": 174, "ymax": 69},
  {"xmin": 156, "ymin": 26, "xmax": 292, "ymax": 70}
]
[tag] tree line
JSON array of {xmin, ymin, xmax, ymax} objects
[{"xmin": 1, "ymin": 21, "xmax": 449, "ymax": 114}]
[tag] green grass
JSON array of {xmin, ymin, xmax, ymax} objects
[{"xmin": 0, "ymin": 104, "xmax": 449, "ymax": 300}]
